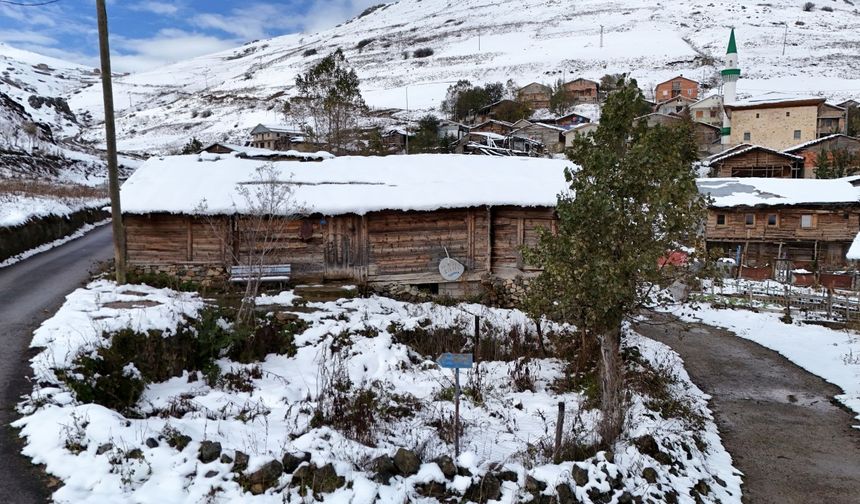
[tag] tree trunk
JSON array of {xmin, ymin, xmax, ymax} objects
[{"xmin": 598, "ymin": 324, "xmax": 624, "ymax": 446}]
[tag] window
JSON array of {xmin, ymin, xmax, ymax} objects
[
  {"xmin": 800, "ymin": 214, "xmax": 814, "ymax": 228},
  {"xmin": 794, "ymin": 129, "xmax": 802, "ymax": 139},
  {"xmin": 710, "ymin": 110, "xmax": 717, "ymax": 117},
  {"xmin": 744, "ymin": 132, "xmax": 751, "ymax": 141},
  {"xmin": 716, "ymin": 214, "xmax": 726, "ymax": 226},
  {"xmin": 786, "ymin": 111, "xmax": 791, "ymax": 117},
  {"xmin": 745, "ymin": 213, "xmax": 755, "ymax": 226},
  {"xmin": 756, "ymin": 113, "xmax": 760, "ymax": 118},
  {"xmin": 767, "ymin": 214, "xmax": 778, "ymax": 226},
  {"xmin": 696, "ymin": 110, "xmax": 704, "ymax": 118}
]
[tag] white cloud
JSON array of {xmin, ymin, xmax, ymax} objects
[
  {"xmin": 0, "ymin": 30, "xmax": 57, "ymax": 46},
  {"xmin": 192, "ymin": 3, "xmax": 302, "ymax": 40},
  {"xmin": 111, "ymin": 29, "xmax": 238, "ymax": 72},
  {"xmin": 129, "ymin": 1, "xmax": 180, "ymax": 16}
]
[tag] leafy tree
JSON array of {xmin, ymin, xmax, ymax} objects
[
  {"xmin": 181, "ymin": 137, "xmax": 203, "ymax": 154},
  {"xmin": 289, "ymin": 49, "xmax": 366, "ymax": 154},
  {"xmin": 524, "ymin": 78, "xmax": 706, "ymax": 446},
  {"xmin": 847, "ymin": 104, "xmax": 860, "ymax": 137},
  {"xmin": 492, "ymin": 100, "xmax": 533, "ymax": 123},
  {"xmin": 813, "ymin": 147, "xmax": 860, "ymax": 178},
  {"xmin": 599, "ymin": 73, "xmax": 626, "ymax": 98},
  {"xmin": 549, "ymin": 79, "xmax": 574, "ymax": 116},
  {"xmin": 440, "ymin": 80, "xmax": 506, "ymax": 122},
  {"xmin": 410, "ymin": 115, "xmax": 442, "ymax": 153}
]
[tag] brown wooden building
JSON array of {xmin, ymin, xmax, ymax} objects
[
  {"xmin": 654, "ymin": 75, "xmax": 699, "ymax": 102},
  {"xmin": 784, "ymin": 134, "xmax": 860, "ymax": 178},
  {"xmin": 699, "ymin": 177, "xmax": 860, "ymax": 280},
  {"xmin": 517, "ymin": 82, "xmax": 552, "ymax": 110},
  {"xmin": 470, "ymin": 119, "xmax": 515, "ymax": 136},
  {"xmin": 562, "ymin": 78, "xmax": 599, "ymax": 104},
  {"xmin": 706, "ymin": 144, "xmax": 803, "ymax": 178},
  {"xmin": 119, "ymin": 154, "xmax": 569, "ymax": 296}
]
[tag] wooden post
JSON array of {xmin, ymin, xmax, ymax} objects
[
  {"xmin": 96, "ymin": 0, "xmax": 127, "ymax": 284},
  {"xmin": 454, "ymin": 368, "xmax": 461, "ymax": 458},
  {"xmin": 553, "ymin": 402, "xmax": 565, "ymax": 464},
  {"xmin": 474, "ymin": 315, "xmax": 481, "ymax": 364},
  {"xmin": 486, "ymin": 206, "xmax": 493, "ymax": 273},
  {"xmin": 827, "ymin": 288, "xmax": 833, "ymax": 319}
]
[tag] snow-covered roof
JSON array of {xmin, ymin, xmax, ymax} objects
[
  {"xmin": 847, "ymin": 232, "xmax": 860, "ymax": 260},
  {"xmin": 202, "ymin": 143, "xmax": 334, "ymax": 161},
  {"xmin": 726, "ymin": 93, "xmax": 825, "ymax": 109},
  {"xmin": 531, "ymin": 122, "xmax": 568, "ymax": 132},
  {"xmin": 250, "ymin": 123, "xmax": 304, "ymax": 135},
  {"xmin": 706, "ymin": 144, "xmax": 803, "ymax": 166},
  {"xmin": 783, "ymin": 134, "xmax": 860, "ymax": 153},
  {"xmin": 698, "ymin": 177, "xmax": 860, "ymax": 208},
  {"xmin": 121, "ymin": 154, "xmax": 572, "ymax": 216}
]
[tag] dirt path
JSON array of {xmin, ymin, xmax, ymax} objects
[
  {"xmin": 635, "ymin": 312, "xmax": 860, "ymax": 504},
  {"xmin": 0, "ymin": 225, "xmax": 113, "ymax": 503}
]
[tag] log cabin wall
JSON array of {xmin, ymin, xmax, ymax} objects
[
  {"xmin": 712, "ymin": 150, "xmax": 799, "ymax": 178},
  {"xmin": 705, "ymin": 206, "xmax": 860, "ymax": 268}
]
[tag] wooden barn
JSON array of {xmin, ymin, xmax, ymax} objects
[
  {"xmin": 699, "ymin": 177, "xmax": 860, "ymax": 282},
  {"xmin": 119, "ymin": 154, "xmax": 570, "ymax": 296},
  {"xmin": 706, "ymin": 144, "xmax": 803, "ymax": 178},
  {"xmin": 200, "ymin": 143, "xmax": 334, "ymax": 162},
  {"xmin": 562, "ymin": 78, "xmax": 599, "ymax": 104},
  {"xmin": 470, "ymin": 120, "xmax": 515, "ymax": 136},
  {"xmin": 517, "ymin": 83, "xmax": 552, "ymax": 110},
  {"xmin": 783, "ymin": 134, "xmax": 860, "ymax": 178}
]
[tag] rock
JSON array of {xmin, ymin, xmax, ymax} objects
[
  {"xmin": 713, "ymin": 475, "xmax": 726, "ymax": 488},
  {"xmin": 458, "ymin": 466, "xmax": 473, "ymax": 478},
  {"xmin": 617, "ymin": 491, "xmax": 634, "ymax": 504},
  {"xmin": 370, "ymin": 455, "xmax": 397, "ymax": 484},
  {"xmin": 642, "ymin": 467, "xmax": 658, "ymax": 484},
  {"xmin": 538, "ymin": 496, "xmax": 558, "ymax": 504},
  {"xmin": 245, "ymin": 460, "xmax": 284, "ymax": 495},
  {"xmin": 497, "ymin": 470, "xmax": 518, "ymax": 482},
  {"xmin": 145, "ymin": 438, "xmax": 159, "ymax": 449},
  {"xmin": 415, "ymin": 481, "xmax": 448, "ymax": 499},
  {"xmin": 232, "ymin": 451, "xmax": 249, "ymax": 473},
  {"xmin": 204, "ymin": 470, "xmax": 218, "ymax": 478},
  {"xmin": 125, "ymin": 448, "xmax": 144, "ymax": 460},
  {"xmin": 281, "ymin": 451, "xmax": 311, "ymax": 473},
  {"xmin": 464, "ymin": 473, "xmax": 501, "ymax": 503},
  {"xmin": 434, "ymin": 455, "xmax": 457, "ymax": 480},
  {"xmin": 692, "ymin": 480, "xmax": 710, "ymax": 496},
  {"xmin": 587, "ymin": 487, "xmax": 612, "ymax": 504},
  {"xmin": 167, "ymin": 434, "xmax": 191, "ymax": 451},
  {"xmin": 312, "ymin": 463, "xmax": 344, "ymax": 494},
  {"xmin": 393, "ymin": 448, "xmax": 421, "ymax": 476},
  {"xmin": 571, "ymin": 464, "xmax": 589, "ymax": 487},
  {"xmin": 556, "ymin": 483, "xmax": 576, "ymax": 504},
  {"xmin": 96, "ymin": 443, "xmax": 113, "ymax": 455},
  {"xmin": 198, "ymin": 441, "xmax": 222, "ymax": 464},
  {"xmin": 220, "ymin": 454, "xmax": 233, "ymax": 464},
  {"xmin": 526, "ymin": 475, "xmax": 547, "ymax": 493},
  {"xmin": 634, "ymin": 436, "xmax": 659, "ymax": 457}
]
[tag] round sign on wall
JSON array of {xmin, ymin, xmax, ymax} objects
[{"xmin": 439, "ymin": 257, "xmax": 465, "ymax": 281}]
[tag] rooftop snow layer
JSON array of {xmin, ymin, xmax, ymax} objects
[
  {"xmin": 847, "ymin": 232, "xmax": 860, "ymax": 260},
  {"xmin": 698, "ymin": 177, "xmax": 860, "ymax": 208},
  {"xmin": 120, "ymin": 154, "xmax": 573, "ymax": 216}
]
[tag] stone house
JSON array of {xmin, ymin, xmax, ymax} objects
[
  {"xmin": 725, "ymin": 96, "xmax": 825, "ymax": 150},
  {"xmin": 517, "ymin": 83, "xmax": 552, "ymax": 110},
  {"xmin": 654, "ymin": 75, "xmax": 699, "ymax": 102}
]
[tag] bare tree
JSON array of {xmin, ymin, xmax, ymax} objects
[
  {"xmin": 21, "ymin": 121, "xmax": 38, "ymax": 152},
  {"xmin": 197, "ymin": 163, "xmax": 304, "ymax": 323}
]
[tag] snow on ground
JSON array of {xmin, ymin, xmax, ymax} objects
[
  {"xmin": 669, "ymin": 290, "xmax": 860, "ymax": 424},
  {"xmin": 16, "ymin": 282, "xmax": 741, "ymax": 503},
  {"xmin": 0, "ymin": 193, "xmax": 108, "ymax": 228}
]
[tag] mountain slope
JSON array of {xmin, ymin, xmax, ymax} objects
[{"xmin": 68, "ymin": 0, "xmax": 860, "ymax": 153}]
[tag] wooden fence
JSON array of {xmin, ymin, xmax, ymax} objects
[{"xmin": 699, "ymin": 280, "xmax": 860, "ymax": 321}]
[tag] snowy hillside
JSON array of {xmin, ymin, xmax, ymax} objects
[{"xmin": 65, "ymin": 0, "xmax": 860, "ymax": 153}]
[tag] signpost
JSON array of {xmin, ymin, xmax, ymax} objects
[{"xmin": 437, "ymin": 352, "xmax": 473, "ymax": 457}]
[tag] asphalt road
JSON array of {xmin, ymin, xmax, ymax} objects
[
  {"xmin": 636, "ymin": 313, "xmax": 860, "ymax": 504},
  {"xmin": 0, "ymin": 225, "xmax": 113, "ymax": 504}
]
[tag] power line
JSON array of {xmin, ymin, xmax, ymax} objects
[{"xmin": 0, "ymin": 0, "xmax": 61, "ymax": 6}]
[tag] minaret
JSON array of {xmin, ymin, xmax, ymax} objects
[{"xmin": 720, "ymin": 28, "xmax": 740, "ymax": 145}]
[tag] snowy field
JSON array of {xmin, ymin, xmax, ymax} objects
[
  {"xmin": 0, "ymin": 192, "xmax": 107, "ymax": 228},
  {"xmin": 15, "ymin": 281, "xmax": 741, "ymax": 503}
]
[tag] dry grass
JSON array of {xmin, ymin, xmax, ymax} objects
[{"xmin": 0, "ymin": 179, "xmax": 106, "ymax": 199}]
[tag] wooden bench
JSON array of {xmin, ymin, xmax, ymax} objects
[{"xmin": 229, "ymin": 264, "xmax": 291, "ymax": 283}]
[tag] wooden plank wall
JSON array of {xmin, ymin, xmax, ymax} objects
[{"xmin": 707, "ymin": 208, "xmax": 860, "ymax": 242}]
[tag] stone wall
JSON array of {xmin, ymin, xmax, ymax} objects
[
  {"xmin": 131, "ymin": 263, "xmax": 228, "ymax": 288},
  {"xmin": 0, "ymin": 207, "xmax": 108, "ymax": 262}
]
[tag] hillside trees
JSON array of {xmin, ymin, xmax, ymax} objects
[
  {"xmin": 847, "ymin": 104, "xmax": 860, "ymax": 137},
  {"xmin": 813, "ymin": 148, "xmax": 860, "ymax": 178},
  {"xmin": 549, "ymin": 79, "xmax": 574, "ymax": 116},
  {"xmin": 524, "ymin": 78, "xmax": 707, "ymax": 446},
  {"xmin": 441, "ymin": 80, "xmax": 505, "ymax": 121},
  {"xmin": 289, "ymin": 49, "xmax": 366, "ymax": 154},
  {"xmin": 180, "ymin": 137, "xmax": 203, "ymax": 154}
]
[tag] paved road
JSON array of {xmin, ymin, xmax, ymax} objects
[
  {"xmin": 0, "ymin": 225, "xmax": 113, "ymax": 503},
  {"xmin": 636, "ymin": 313, "xmax": 860, "ymax": 504}
]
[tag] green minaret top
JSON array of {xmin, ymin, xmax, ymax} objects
[{"xmin": 726, "ymin": 28, "xmax": 737, "ymax": 55}]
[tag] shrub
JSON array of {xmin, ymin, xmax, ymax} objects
[
  {"xmin": 413, "ymin": 47, "xmax": 434, "ymax": 58},
  {"xmin": 802, "ymin": 1, "xmax": 815, "ymax": 10},
  {"xmin": 356, "ymin": 38, "xmax": 374, "ymax": 50},
  {"xmin": 302, "ymin": 48, "xmax": 318, "ymax": 57},
  {"xmin": 821, "ymin": 5, "xmax": 833, "ymax": 11}
]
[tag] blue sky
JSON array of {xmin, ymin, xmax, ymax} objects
[{"xmin": 0, "ymin": 1, "xmax": 379, "ymax": 72}]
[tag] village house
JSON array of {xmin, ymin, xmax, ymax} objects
[
  {"xmin": 470, "ymin": 119, "xmax": 515, "ymax": 136},
  {"xmin": 688, "ymin": 94, "xmax": 723, "ymax": 127},
  {"xmin": 654, "ymin": 75, "xmax": 699, "ymax": 102},
  {"xmin": 119, "ymin": 154, "xmax": 568, "ymax": 297},
  {"xmin": 517, "ymin": 82, "xmax": 552, "ymax": 110},
  {"xmin": 838, "ymin": 99, "xmax": 860, "ymax": 110},
  {"xmin": 705, "ymin": 144, "xmax": 803, "ymax": 178},
  {"xmin": 249, "ymin": 124, "xmax": 306, "ymax": 150},
  {"xmin": 562, "ymin": 123, "xmax": 599, "ymax": 148},
  {"xmin": 545, "ymin": 112, "xmax": 591, "ymax": 128},
  {"xmin": 699, "ymin": 177, "xmax": 860, "ymax": 287},
  {"xmin": 437, "ymin": 120, "xmax": 469, "ymax": 141},
  {"xmin": 723, "ymin": 95, "xmax": 825, "ymax": 150},
  {"xmin": 473, "ymin": 99, "xmax": 522, "ymax": 124},
  {"xmin": 817, "ymin": 103, "xmax": 848, "ymax": 137},
  {"xmin": 381, "ymin": 127, "xmax": 414, "ymax": 153},
  {"xmin": 562, "ymin": 78, "xmax": 599, "ymax": 104},
  {"xmin": 200, "ymin": 143, "xmax": 334, "ymax": 162},
  {"xmin": 636, "ymin": 113, "xmax": 722, "ymax": 158},
  {"xmin": 783, "ymin": 134, "xmax": 860, "ymax": 178},
  {"xmin": 511, "ymin": 122, "xmax": 566, "ymax": 154},
  {"xmin": 654, "ymin": 95, "xmax": 696, "ymax": 116},
  {"xmin": 452, "ymin": 131, "xmax": 544, "ymax": 156}
]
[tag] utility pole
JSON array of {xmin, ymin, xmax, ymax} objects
[
  {"xmin": 96, "ymin": 0, "xmax": 127, "ymax": 284},
  {"xmin": 600, "ymin": 25, "xmax": 604, "ymax": 48},
  {"xmin": 404, "ymin": 85, "xmax": 409, "ymax": 155},
  {"xmin": 782, "ymin": 23, "xmax": 788, "ymax": 56}
]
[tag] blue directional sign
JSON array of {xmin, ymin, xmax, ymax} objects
[{"xmin": 437, "ymin": 353, "xmax": 473, "ymax": 369}]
